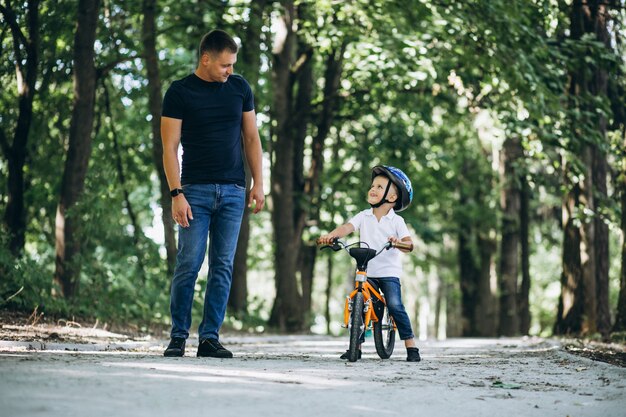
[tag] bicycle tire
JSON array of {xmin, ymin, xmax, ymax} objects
[
  {"xmin": 348, "ymin": 292, "xmax": 365, "ymax": 362},
  {"xmin": 373, "ymin": 303, "xmax": 396, "ymax": 359}
]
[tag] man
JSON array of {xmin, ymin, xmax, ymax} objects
[{"xmin": 161, "ymin": 29, "xmax": 264, "ymax": 358}]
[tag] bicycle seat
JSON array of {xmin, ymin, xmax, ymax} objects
[{"xmin": 349, "ymin": 247, "xmax": 377, "ymax": 271}]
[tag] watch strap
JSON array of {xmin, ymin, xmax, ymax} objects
[{"xmin": 170, "ymin": 188, "xmax": 184, "ymax": 197}]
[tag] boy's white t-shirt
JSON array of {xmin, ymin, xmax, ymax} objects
[{"xmin": 348, "ymin": 208, "xmax": 411, "ymax": 278}]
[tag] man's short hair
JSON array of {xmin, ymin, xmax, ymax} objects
[{"xmin": 198, "ymin": 30, "xmax": 238, "ymax": 59}]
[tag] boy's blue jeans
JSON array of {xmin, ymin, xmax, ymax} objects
[
  {"xmin": 169, "ymin": 183, "xmax": 245, "ymax": 341},
  {"xmin": 367, "ymin": 277, "xmax": 415, "ymax": 341}
]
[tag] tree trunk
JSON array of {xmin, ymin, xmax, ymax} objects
[
  {"xmin": 229, "ymin": 0, "xmax": 268, "ymax": 316},
  {"xmin": 590, "ymin": 2, "xmax": 611, "ymax": 339},
  {"xmin": 268, "ymin": 1, "xmax": 305, "ymax": 332},
  {"xmin": 458, "ymin": 155, "xmax": 497, "ymax": 337},
  {"xmin": 458, "ymin": 200, "xmax": 479, "ymax": 337},
  {"xmin": 142, "ymin": 0, "xmax": 177, "ymax": 275},
  {"xmin": 476, "ymin": 233, "xmax": 497, "ymax": 336},
  {"xmin": 289, "ymin": 9, "xmax": 314, "ymax": 323},
  {"xmin": 298, "ymin": 41, "xmax": 346, "ymax": 323},
  {"xmin": 0, "ymin": 0, "xmax": 40, "ymax": 257},
  {"xmin": 579, "ymin": 145, "xmax": 598, "ymax": 335},
  {"xmin": 593, "ymin": 145, "xmax": 610, "ymax": 337},
  {"xmin": 614, "ymin": 163, "xmax": 626, "ymax": 332},
  {"xmin": 555, "ymin": 180, "xmax": 584, "ymax": 335},
  {"xmin": 434, "ymin": 272, "xmax": 443, "ymax": 339},
  {"xmin": 299, "ymin": 244, "xmax": 316, "ymax": 318},
  {"xmin": 53, "ymin": 0, "xmax": 100, "ymax": 298},
  {"xmin": 554, "ymin": 0, "xmax": 613, "ymax": 336},
  {"xmin": 325, "ymin": 255, "xmax": 333, "ymax": 335},
  {"xmin": 518, "ymin": 177, "xmax": 531, "ymax": 335},
  {"xmin": 446, "ymin": 278, "xmax": 462, "ymax": 338},
  {"xmin": 498, "ymin": 137, "xmax": 522, "ymax": 336}
]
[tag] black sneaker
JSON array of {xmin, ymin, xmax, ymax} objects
[
  {"xmin": 197, "ymin": 338, "xmax": 233, "ymax": 358},
  {"xmin": 407, "ymin": 347, "xmax": 421, "ymax": 362},
  {"xmin": 164, "ymin": 337, "xmax": 186, "ymax": 357},
  {"xmin": 340, "ymin": 349, "xmax": 362, "ymax": 360}
]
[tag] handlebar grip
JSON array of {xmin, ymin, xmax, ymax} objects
[
  {"xmin": 316, "ymin": 237, "xmax": 339, "ymax": 246},
  {"xmin": 317, "ymin": 237, "xmax": 342, "ymax": 251},
  {"xmin": 392, "ymin": 241, "xmax": 414, "ymax": 252}
]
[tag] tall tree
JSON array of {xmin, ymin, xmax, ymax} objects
[
  {"xmin": 458, "ymin": 180, "xmax": 480, "ymax": 337},
  {"xmin": 230, "ymin": 0, "xmax": 269, "ymax": 315},
  {"xmin": 590, "ymin": 1, "xmax": 612, "ymax": 338},
  {"xmin": 615, "ymin": 153, "xmax": 626, "ymax": 332},
  {"xmin": 142, "ymin": 0, "xmax": 177, "ymax": 275},
  {"xmin": 54, "ymin": 0, "xmax": 100, "ymax": 298},
  {"xmin": 555, "ymin": 163, "xmax": 585, "ymax": 334},
  {"xmin": 298, "ymin": 41, "xmax": 346, "ymax": 317},
  {"xmin": 498, "ymin": 136, "xmax": 523, "ymax": 336},
  {"xmin": 554, "ymin": 0, "xmax": 614, "ymax": 336},
  {"xmin": 457, "ymin": 156, "xmax": 498, "ymax": 337},
  {"xmin": 0, "ymin": 0, "xmax": 40, "ymax": 256},
  {"xmin": 268, "ymin": 0, "xmax": 304, "ymax": 331},
  {"xmin": 518, "ymin": 178, "xmax": 531, "ymax": 335},
  {"xmin": 268, "ymin": 1, "xmax": 349, "ymax": 330}
]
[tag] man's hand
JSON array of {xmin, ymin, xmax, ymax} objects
[
  {"xmin": 248, "ymin": 183, "xmax": 265, "ymax": 214},
  {"xmin": 172, "ymin": 195, "xmax": 193, "ymax": 228}
]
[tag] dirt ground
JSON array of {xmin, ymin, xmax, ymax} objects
[{"xmin": 0, "ymin": 321, "xmax": 625, "ymax": 417}]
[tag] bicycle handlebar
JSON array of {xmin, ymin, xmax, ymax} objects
[
  {"xmin": 392, "ymin": 241, "xmax": 413, "ymax": 252},
  {"xmin": 316, "ymin": 238, "xmax": 413, "ymax": 253}
]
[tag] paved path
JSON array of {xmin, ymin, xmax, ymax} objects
[{"xmin": 0, "ymin": 336, "xmax": 624, "ymax": 417}]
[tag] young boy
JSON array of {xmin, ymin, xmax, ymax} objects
[{"xmin": 318, "ymin": 165, "xmax": 421, "ymax": 362}]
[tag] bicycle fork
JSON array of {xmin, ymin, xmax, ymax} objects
[
  {"xmin": 343, "ymin": 294, "xmax": 371, "ymax": 329},
  {"xmin": 343, "ymin": 271, "xmax": 372, "ymax": 329}
]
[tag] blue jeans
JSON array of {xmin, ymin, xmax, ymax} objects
[
  {"xmin": 368, "ymin": 277, "xmax": 415, "ymax": 341},
  {"xmin": 169, "ymin": 183, "xmax": 245, "ymax": 341}
]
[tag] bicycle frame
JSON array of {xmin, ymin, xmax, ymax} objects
[{"xmin": 343, "ymin": 274, "xmax": 391, "ymax": 331}]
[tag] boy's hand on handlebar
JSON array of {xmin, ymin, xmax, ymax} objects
[
  {"xmin": 317, "ymin": 234, "xmax": 337, "ymax": 245},
  {"xmin": 388, "ymin": 237, "xmax": 414, "ymax": 252}
]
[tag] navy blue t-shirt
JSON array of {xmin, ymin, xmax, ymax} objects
[{"xmin": 161, "ymin": 73, "xmax": 254, "ymax": 186}]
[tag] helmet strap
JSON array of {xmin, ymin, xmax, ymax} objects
[{"xmin": 370, "ymin": 179, "xmax": 392, "ymax": 209}]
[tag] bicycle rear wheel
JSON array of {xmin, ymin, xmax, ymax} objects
[
  {"xmin": 373, "ymin": 302, "xmax": 396, "ymax": 359},
  {"xmin": 348, "ymin": 292, "xmax": 365, "ymax": 362}
]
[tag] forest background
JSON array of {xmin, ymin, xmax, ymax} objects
[{"xmin": 1, "ymin": 0, "xmax": 626, "ymax": 341}]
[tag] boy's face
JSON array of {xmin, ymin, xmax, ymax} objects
[{"xmin": 368, "ymin": 175, "xmax": 398, "ymax": 206}]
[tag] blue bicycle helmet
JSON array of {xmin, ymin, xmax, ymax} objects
[{"xmin": 371, "ymin": 165, "xmax": 413, "ymax": 212}]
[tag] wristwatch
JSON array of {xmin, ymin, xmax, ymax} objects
[{"xmin": 170, "ymin": 188, "xmax": 184, "ymax": 197}]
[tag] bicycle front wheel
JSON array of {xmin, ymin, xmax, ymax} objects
[
  {"xmin": 373, "ymin": 302, "xmax": 396, "ymax": 359},
  {"xmin": 348, "ymin": 292, "xmax": 365, "ymax": 362}
]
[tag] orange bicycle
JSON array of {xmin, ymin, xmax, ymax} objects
[{"xmin": 319, "ymin": 237, "xmax": 413, "ymax": 362}]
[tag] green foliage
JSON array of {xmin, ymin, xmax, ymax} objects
[{"xmin": 0, "ymin": 236, "xmax": 60, "ymax": 314}]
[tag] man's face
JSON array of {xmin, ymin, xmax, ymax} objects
[
  {"xmin": 200, "ymin": 50, "xmax": 237, "ymax": 82},
  {"xmin": 368, "ymin": 176, "xmax": 397, "ymax": 206}
]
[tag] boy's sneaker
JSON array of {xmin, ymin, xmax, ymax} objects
[
  {"xmin": 407, "ymin": 347, "xmax": 421, "ymax": 362},
  {"xmin": 197, "ymin": 338, "xmax": 233, "ymax": 358},
  {"xmin": 339, "ymin": 349, "xmax": 362, "ymax": 360},
  {"xmin": 164, "ymin": 337, "xmax": 186, "ymax": 357}
]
